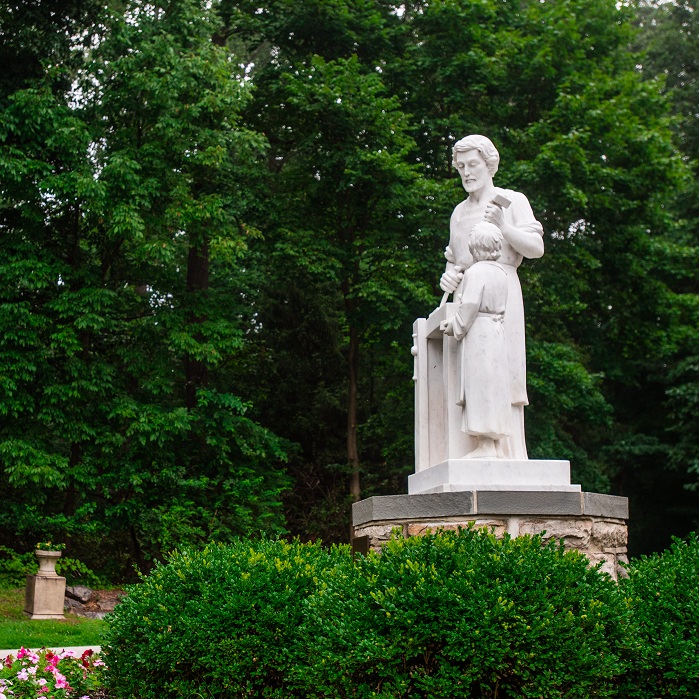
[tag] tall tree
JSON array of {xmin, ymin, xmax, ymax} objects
[
  {"xmin": 0, "ymin": 0, "xmax": 288, "ymax": 575},
  {"xmin": 229, "ymin": 0, "xmax": 693, "ymax": 548},
  {"xmin": 627, "ymin": 0, "xmax": 699, "ymax": 544}
]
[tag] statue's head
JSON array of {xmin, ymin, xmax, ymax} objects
[
  {"xmin": 452, "ymin": 135, "xmax": 499, "ymax": 176},
  {"xmin": 469, "ymin": 221, "xmax": 502, "ymax": 262}
]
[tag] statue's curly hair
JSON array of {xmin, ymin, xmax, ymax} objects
[
  {"xmin": 452, "ymin": 135, "xmax": 499, "ymax": 176},
  {"xmin": 468, "ymin": 221, "xmax": 502, "ymax": 261}
]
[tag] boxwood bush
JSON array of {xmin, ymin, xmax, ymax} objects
[
  {"xmin": 297, "ymin": 528, "xmax": 629, "ymax": 698},
  {"xmin": 105, "ymin": 528, "xmax": 637, "ymax": 698},
  {"xmin": 620, "ymin": 533, "xmax": 699, "ymax": 698},
  {"xmin": 103, "ymin": 537, "xmax": 350, "ymax": 698}
]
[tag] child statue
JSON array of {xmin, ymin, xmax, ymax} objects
[{"xmin": 441, "ymin": 221, "xmax": 511, "ymax": 459}]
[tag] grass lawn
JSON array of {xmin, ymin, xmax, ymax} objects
[{"xmin": 0, "ymin": 588, "xmax": 107, "ymax": 650}]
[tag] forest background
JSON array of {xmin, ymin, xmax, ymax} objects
[{"xmin": 0, "ymin": 0, "xmax": 697, "ymax": 581}]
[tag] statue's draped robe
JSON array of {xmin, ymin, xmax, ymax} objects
[
  {"xmin": 451, "ymin": 261, "xmax": 510, "ymax": 440},
  {"xmin": 448, "ymin": 188, "xmax": 544, "ymax": 458}
]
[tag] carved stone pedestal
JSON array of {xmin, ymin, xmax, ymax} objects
[
  {"xmin": 25, "ymin": 552, "xmax": 66, "ymax": 620},
  {"xmin": 352, "ymin": 490, "xmax": 629, "ymax": 581}
]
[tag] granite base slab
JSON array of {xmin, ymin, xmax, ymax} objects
[{"xmin": 408, "ymin": 459, "xmax": 580, "ymax": 494}]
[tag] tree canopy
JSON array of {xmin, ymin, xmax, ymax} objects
[{"xmin": 1, "ymin": 0, "xmax": 697, "ymax": 574}]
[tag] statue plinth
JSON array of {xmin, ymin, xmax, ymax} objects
[
  {"xmin": 408, "ymin": 459, "xmax": 580, "ymax": 494},
  {"xmin": 352, "ymin": 491, "xmax": 629, "ymax": 580}
]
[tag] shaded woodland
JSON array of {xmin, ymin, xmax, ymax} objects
[{"xmin": 0, "ymin": 0, "xmax": 697, "ymax": 577}]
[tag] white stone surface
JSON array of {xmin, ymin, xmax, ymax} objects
[
  {"xmin": 441, "ymin": 223, "xmax": 511, "ymax": 458},
  {"xmin": 408, "ymin": 459, "xmax": 581, "ymax": 495},
  {"xmin": 414, "ymin": 135, "xmax": 547, "ymax": 471}
]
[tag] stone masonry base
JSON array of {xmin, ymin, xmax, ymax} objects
[{"xmin": 352, "ymin": 490, "xmax": 629, "ymax": 581}]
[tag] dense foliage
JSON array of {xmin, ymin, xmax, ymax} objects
[
  {"xmin": 103, "ymin": 538, "xmax": 349, "ymax": 698},
  {"xmin": 102, "ymin": 529, "xmax": 699, "ymax": 698},
  {"xmin": 301, "ymin": 532, "xmax": 627, "ymax": 698},
  {"xmin": 1, "ymin": 0, "xmax": 698, "ymax": 572},
  {"xmin": 0, "ymin": 1, "xmax": 290, "ymax": 576},
  {"xmin": 620, "ymin": 533, "xmax": 699, "ymax": 697},
  {"xmin": 103, "ymin": 529, "xmax": 631, "ymax": 698}
]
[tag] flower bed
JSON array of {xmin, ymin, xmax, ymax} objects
[{"xmin": 0, "ymin": 648, "xmax": 104, "ymax": 698}]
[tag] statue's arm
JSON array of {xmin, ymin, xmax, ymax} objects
[
  {"xmin": 440, "ymin": 211, "xmax": 465, "ymax": 293},
  {"xmin": 452, "ymin": 270, "xmax": 483, "ymax": 341},
  {"xmin": 486, "ymin": 191, "xmax": 544, "ymax": 260},
  {"xmin": 452, "ymin": 299, "xmax": 479, "ymax": 341}
]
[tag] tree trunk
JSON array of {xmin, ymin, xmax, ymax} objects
[
  {"xmin": 185, "ymin": 235, "xmax": 209, "ymax": 410},
  {"xmin": 347, "ymin": 324, "xmax": 361, "ymax": 502}
]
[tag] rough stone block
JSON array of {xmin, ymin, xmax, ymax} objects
[
  {"xmin": 586, "ymin": 553, "xmax": 617, "ymax": 578},
  {"xmin": 518, "ymin": 518, "xmax": 591, "ymax": 548},
  {"xmin": 591, "ymin": 521, "xmax": 628, "ymax": 550},
  {"xmin": 407, "ymin": 522, "xmax": 459, "ymax": 537},
  {"xmin": 24, "ymin": 574, "xmax": 66, "ymax": 620},
  {"xmin": 470, "ymin": 519, "xmax": 508, "ymax": 537},
  {"xmin": 65, "ymin": 585, "xmax": 94, "ymax": 604},
  {"xmin": 616, "ymin": 554, "xmax": 630, "ymax": 579},
  {"xmin": 354, "ymin": 524, "xmax": 397, "ymax": 542}
]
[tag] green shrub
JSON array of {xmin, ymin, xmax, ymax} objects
[
  {"xmin": 102, "ymin": 538, "xmax": 350, "ymax": 698},
  {"xmin": 620, "ymin": 533, "xmax": 699, "ymax": 698},
  {"xmin": 56, "ymin": 556, "xmax": 109, "ymax": 588},
  {"xmin": 104, "ymin": 529, "xmax": 634, "ymax": 698},
  {"xmin": 296, "ymin": 527, "xmax": 629, "ymax": 698},
  {"xmin": 0, "ymin": 545, "xmax": 36, "ymax": 588}
]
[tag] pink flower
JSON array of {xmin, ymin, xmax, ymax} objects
[
  {"xmin": 54, "ymin": 672, "xmax": 70, "ymax": 690},
  {"xmin": 36, "ymin": 678, "xmax": 47, "ymax": 687},
  {"xmin": 28, "ymin": 652, "xmax": 39, "ymax": 664},
  {"xmin": 16, "ymin": 669, "xmax": 29, "ymax": 681},
  {"xmin": 38, "ymin": 686, "xmax": 49, "ymax": 694},
  {"xmin": 3, "ymin": 655, "xmax": 13, "ymax": 668},
  {"xmin": 16, "ymin": 648, "xmax": 27, "ymax": 659}
]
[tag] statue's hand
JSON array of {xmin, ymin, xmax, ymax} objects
[
  {"xmin": 440, "ymin": 268, "xmax": 463, "ymax": 293},
  {"xmin": 440, "ymin": 319, "xmax": 454, "ymax": 336},
  {"xmin": 484, "ymin": 201, "xmax": 505, "ymax": 229}
]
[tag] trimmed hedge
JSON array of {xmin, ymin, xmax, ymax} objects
[
  {"xmin": 103, "ymin": 529, "xmax": 699, "ymax": 698},
  {"xmin": 299, "ymin": 529, "xmax": 628, "ymax": 698},
  {"xmin": 620, "ymin": 533, "xmax": 699, "ymax": 698},
  {"xmin": 103, "ymin": 538, "xmax": 349, "ymax": 698}
]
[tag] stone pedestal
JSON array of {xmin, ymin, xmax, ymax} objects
[
  {"xmin": 352, "ymin": 490, "xmax": 629, "ymax": 581},
  {"xmin": 25, "ymin": 553, "xmax": 66, "ymax": 620},
  {"xmin": 408, "ymin": 458, "xmax": 580, "ymax": 494}
]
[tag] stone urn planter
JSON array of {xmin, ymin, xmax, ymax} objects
[
  {"xmin": 24, "ymin": 548, "xmax": 66, "ymax": 619},
  {"xmin": 35, "ymin": 549, "xmax": 62, "ymax": 576}
]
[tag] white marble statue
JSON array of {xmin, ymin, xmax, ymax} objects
[
  {"xmin": 440, "ymin": 135, "xmax": 544, "ymax": 459},
  {"xmin": 441, "ymin": 222, "xmax": 510, "ymax": 459}
]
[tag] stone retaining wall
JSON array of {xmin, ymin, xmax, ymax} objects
[{"xmin": 352, "ymin": 491, "xmax": 629, "ymax": 580}]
